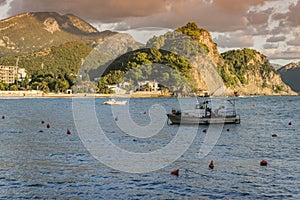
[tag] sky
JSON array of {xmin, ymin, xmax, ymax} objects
[{"xmin": 0, "ymin": 0, "xmax": 300, "ymax": 65}]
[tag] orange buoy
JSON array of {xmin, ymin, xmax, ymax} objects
[
  {"xmin": 67, "ymin": 129, "xmax": 71, "ymax": 135},
  {"xmin": 203, "ymin": 129, "xmax": 207, "ymax": 133},
  {"xmin": 260, "ymin": 160, "xmax": 268, "ymax": 166},
  {"xmin": 272, "ymin": 134, "xmax": 277, "ymax": 137},
  {"xmin": 2, "ymin": 115, "xmax": 5, "ymax": 119},
  {"xmin": 46, "ymin": 123, "xmax": 50, "ymax": 128},
  {"xmin": 209, "ymin": 160, "xmax": 214, "ymax": 169},
  {"xmin": 171, "ymin": 169, "xmax": 179, "ymax": 176},
  {"xmin": 253, "ymin": 103, "xmax": 256, "ymax": 108}
]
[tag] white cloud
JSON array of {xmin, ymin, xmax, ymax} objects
[
  {"xmin": 286, "ymin": 27, "xmax": 300, "ymax": 46},
  {"xmin": 263, "ymin": 46, "xmax": 300, "ymax": 59},
  {"xmin": 214, "ymin": 31, "xmax": 254, "ymax": 48},
  {"xmin": 0, "ymin": 0, "xmax": 12, "ymax": 20}
]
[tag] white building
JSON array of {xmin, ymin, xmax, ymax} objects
[
  {"xmin": 137, "ymin": 80, "xmax": 159, "ymax": 92},
  {"xmin": 107, "ymin": 84, "xmax": 127, "ymax": 94},
  {"xmin": 0, "ymin": 66, "xmax": 27, "ymax": 84}
]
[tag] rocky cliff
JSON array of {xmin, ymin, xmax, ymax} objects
[
  {"xmin": 145, "ymin": 23, "xmax": 296, "ymax": 96},
  {"xmin": 221, "ymin": 49, "xmax": 296, "ymax": 96}
]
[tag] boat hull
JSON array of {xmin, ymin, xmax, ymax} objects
[
  {"xmin": 103, "ymin": 101, "xmax": 127, "ymax": 105},
  {"xmin": 167, "ymin": 114, "xmax": 240, "ymax": 125}
]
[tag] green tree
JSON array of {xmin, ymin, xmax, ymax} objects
[
  {"xmin": 55, "ymin": 79, "xmax": 70, "ymax": 93},
  {"xmin": 0, "ymin": 82, "xmax": 8, "ymax": 91},
  {"xmin": 9, "ymin": 84, "xmax": 19, "ymax": 91}
]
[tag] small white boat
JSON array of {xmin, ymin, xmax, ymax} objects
[
  {"xmin": 103, "ymin": 98, "xmax": 127, "ymax": 105},
  {"xmin": 167, "ymin": 99, "xmax": 240, "ymax": 125}
]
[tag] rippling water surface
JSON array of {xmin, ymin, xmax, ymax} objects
[{"xmin": 0, "ymin": 96, "xmax": 299, "ymax": 199}]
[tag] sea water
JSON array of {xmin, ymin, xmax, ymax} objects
[{"xmin": 0, "ymin": 96, "xmax": 299, "ymax": 199}]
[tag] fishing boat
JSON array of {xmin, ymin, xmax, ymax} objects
[
  {"xmin": 103, "ymin": 98, "xmax": 127, "ymax": 105},
  {"xmin": 167, "ymin": 99, "xmax": 240, "ymax": 125}
]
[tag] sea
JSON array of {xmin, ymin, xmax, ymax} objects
[{"xmin": 0, "ymin": 96, "xmax": 299, "ymax": 199}]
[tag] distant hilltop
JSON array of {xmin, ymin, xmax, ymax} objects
[
  {"xmin": 0, "ymin": 12, "xmax": 114, "ymax": 55},
  {"xmin": 0, "ymin": 12, "xmax": 297, "ymax": 96},
  {"xmin": 278, "ymin": 62, "xmax": 300, "ymax": 93}
]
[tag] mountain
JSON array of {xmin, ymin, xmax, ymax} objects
[
  {"xmin": 278, "ymin": 62, "xmax": 300, "ymax": 92},
  {"xmin": 146, "ymin": 23, "xmax": 296, "ymax": 96},
  {"xmin": 0, "ymin": 12, "xmax": 115, "ymax": 55},
  {"xmin": 221, "ymin": 49, "xmax": 295, "ymax": 96},
  {"xmin": 0, "ymin": 14, "xmax": 296, "ymax": 96},
  {"xmin": 98, "ymin": 22, "xmax": 295, "ymax": 96},
  {"xmin": 0, "ymin": 12, "xmax": 142, "ymax": 92}
]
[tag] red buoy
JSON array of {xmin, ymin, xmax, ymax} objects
[
  {"xmin": 67, "ymin": 129, "xmax": 71, "ymax": 135},
  {"xmin": 171, "ymin": 169, "xmax": 179, "ymax": 176},
  {"xmin": 143, "ymin": 111, "xmax": 147, "ymax": 115},
  {"xmin": 272, "ymin": 134, "xmax": 277, "ymax": 138},
  {"xmin": 260, "ymin": 160, "xmax": 268, "ymax": 166},
  {"xmin": 203, "ymin": 129, "xmax": 207, "ymax": 133},
  {"xmin": 209, "ymin": 160, "xmax": 214, "ymax": 169},
  {"xmin": 46, "ymin": 123, "xmax": 50, "ymax": 128}
]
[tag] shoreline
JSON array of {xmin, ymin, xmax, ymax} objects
[
  {"xmin": 0, "ymin": 91, "xmax": 172, "ymax": 98},
  {"xmin": 0, "ymin": 91, "xmax": 298, "ymax": 99}
]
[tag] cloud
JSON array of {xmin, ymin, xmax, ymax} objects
[
  {"xmin": 8, "ymin": 0, "xmax": 167, "ymax": 22},
  {"xmin": 286, "ymin": 0, "xmax": 300, "ymax": 26},
  {"xmin": 7, "ymin": 0, "xmax": 270, "ymax": 32},
  {"xmin": 287, "ymin": 38, "xmax": 300, "ymax": 46},
  {"xmin": 287, "ymin": 29, "xmax": 300, "ymax": 46},
  {"xmin": 247, "ymin": 7, "xmax": 273, "ymax": 25},
  {"xmin": 263, "ymin": 47, "xmax": 300, "ymax": 59},
  {"xmin": 263, "ymin": 43, "xmax": 279, "ymax": 49},
  {"xmin": 214, "ymin": 31, "xmax": 254, "ymax": 48},
  {"xmin": 266, "ymin": 35, "xmax": 286, "ymax": 43}
]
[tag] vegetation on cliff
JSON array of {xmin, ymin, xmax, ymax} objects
[
  {"xmin": 97, "ymin": 22, "xmax": 211, "ymax": 94},
  {"xmin": 0, "ymin": 41, "xmax": 92, "ymax": 92}
]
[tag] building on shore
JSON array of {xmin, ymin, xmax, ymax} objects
[{"xmin": 0, "ymin": 66, "xmax": 27, "ymax": 84}]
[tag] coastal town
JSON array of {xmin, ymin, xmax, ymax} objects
[{"xmin": 0, "ymin": 64, "xmax": 210, "ymax": 98}]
